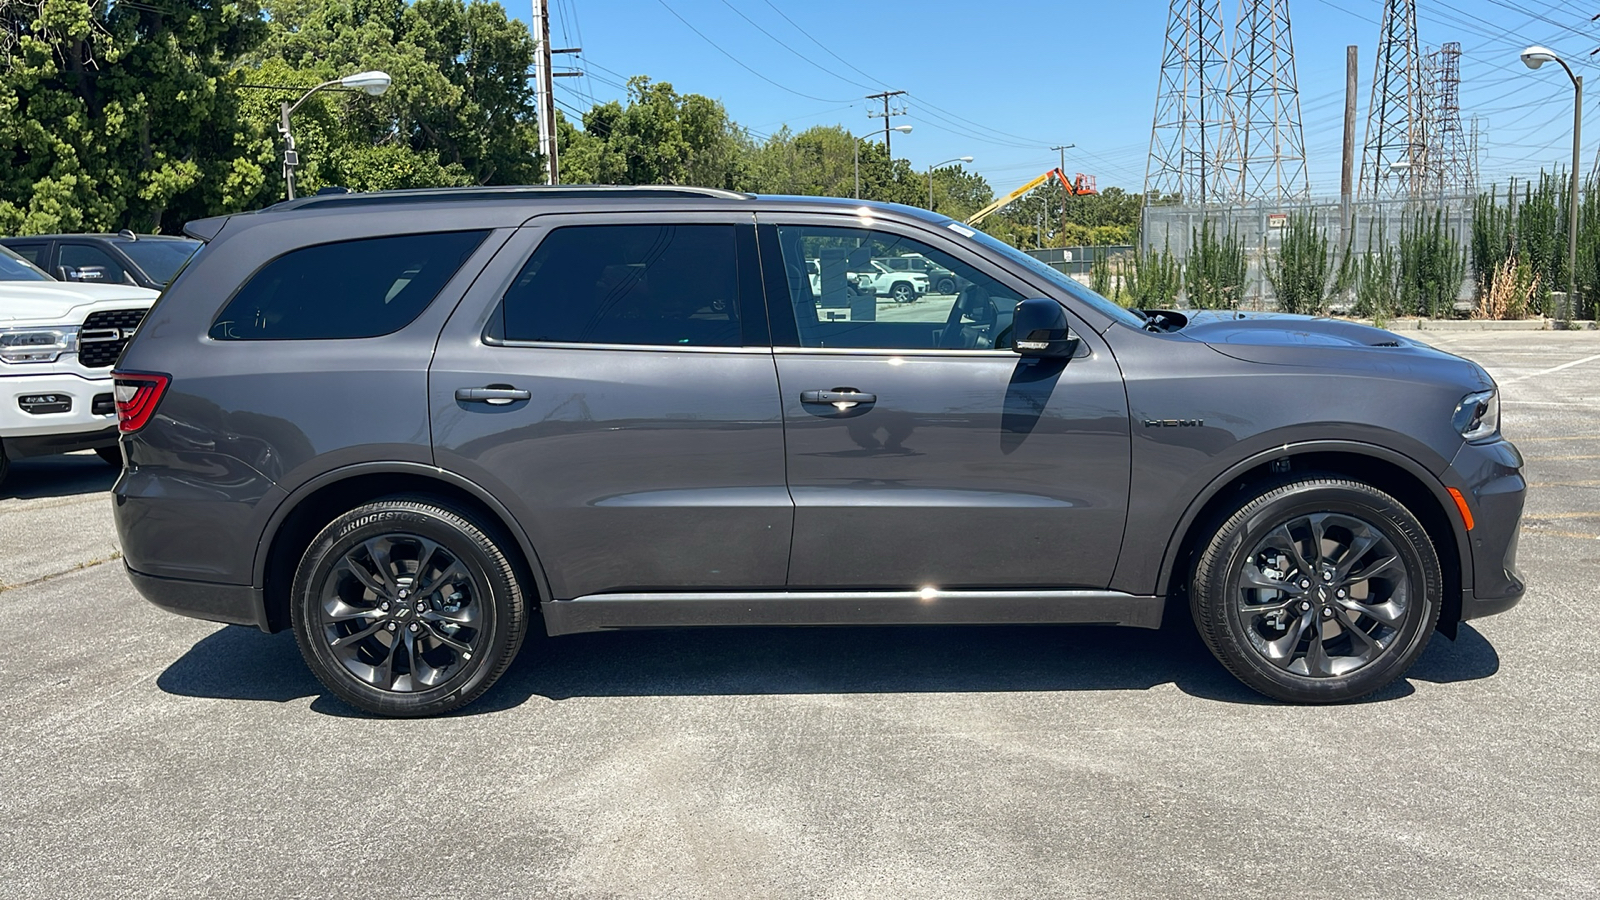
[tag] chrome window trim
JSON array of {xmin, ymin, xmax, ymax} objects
[{"xmin": 482, "ymin": 337, "xmax": 771, "ymax": 355}]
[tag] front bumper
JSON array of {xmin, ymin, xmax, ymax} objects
[
  {"xmin": 0, "ymin": 371, "xmax": 118, "ymax": 442},
  {"xmin": 1449, "ymin": 437, "xmax": 1526, "ymax": 620}
]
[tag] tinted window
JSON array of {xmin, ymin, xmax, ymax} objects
[
  {"xmin": 117, "ymin": 239, "xmax": 202, "ymax": 286},
  {"xmin": 950, "ymin": 223, "xmax": 1146, "ymax": 330},
  {"xmin": 498, "ymin": 224, "xmax": 743, "ymax": 347},
  {"xmin": 772, "ymin": 224, "xmax": 1020, "ymax": 351},
  {"xmin": 210, "ymin": 231, "xmax": 488, "ymax": 341},
  {"xmin": 60, "ymin": 243, "xmax": 133, "ymax": 285},
  {"xmin": 0, "ymin": 245, "xmax": 51, "ymax": 281}
]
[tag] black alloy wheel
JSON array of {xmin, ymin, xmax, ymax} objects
[
  {"xmin": 290, "ymin": 497, "xmax": 527, "ymax": 716},
  {"xmin": 1191, "ymin": 477, "xmax": 1441, "ymax": 703},
  {"xmin": 936, "ymin": 277, "xmax": 957, "ymax": 294}
]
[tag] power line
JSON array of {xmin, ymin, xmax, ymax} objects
[
  {"xmin": 711, "ymin": 0, "xmax": 875, "ymax": 91},
  {"xmin": 652, "ymin": 0, "xmax": 855, "ymax": 104}
]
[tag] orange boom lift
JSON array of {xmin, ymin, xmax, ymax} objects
[{"xmin": 964, "ymin": 169, "xmax": 1097, "ymax": 226}]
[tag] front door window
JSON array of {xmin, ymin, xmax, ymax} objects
[{"xmin": 771, "ymin": 224, "xmax": 1020, "ymax": 352}]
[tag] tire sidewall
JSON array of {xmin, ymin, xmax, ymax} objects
[
  {"xmin": 1199, "ymin": 482, "xmax": 1441, "ymax": 703},
  {"xmin": 291, "ymin": 504, "xmax": 519, "ymax": 716}
]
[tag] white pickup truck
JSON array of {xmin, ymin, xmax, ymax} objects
[{"xmin": 0, "ymin": 245, "xmax": 158, "ymax": 488}]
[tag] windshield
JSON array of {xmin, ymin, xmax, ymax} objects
[
  {"xmin": 116, "ymin": 238, "xmax": 202, "ymax": 286},
  {"xmin": 0, "ymin": 245, "xmax": 53, "ymax": 282},
  {"xmin": 947, "ymin": 223, "xmax": 1147, "ymax": 330}
]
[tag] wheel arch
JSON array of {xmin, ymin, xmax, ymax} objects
[
  {"xmin": 254, "ymin": 463, "xmax": 550, "ymax": 633},
  {"xmin": 1156, "ymin": 441, "xmax": 1470, "ymax": 638}
]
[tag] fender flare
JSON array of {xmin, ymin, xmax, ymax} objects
[
  {"xmin": 1152, "ymin": 439, "xmax": 1472, "ymax": 597},
  {"xmin": 251, "ymin": 461, "xmax": 554, "ymax": 604}
]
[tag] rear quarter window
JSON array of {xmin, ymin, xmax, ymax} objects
[{"xmin": 209, "ymin": 231, "xmax": 489, "ymax": 340}]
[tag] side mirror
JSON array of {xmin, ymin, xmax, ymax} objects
[
  {"xmin": 57, "ymin": 265, "xmax": 82, "ymax": 282},
  {"xmin": 1011, "ymin": 297, "xmax": 1077, "ymax": 357}
]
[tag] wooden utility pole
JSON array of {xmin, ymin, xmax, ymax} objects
[
  {"xmin": 1051, "ymin": 143, "xmax": 1074, "ymax": 246},
  {"xmin": 533, "ymin": 0, "xmax": 558, "ymax": 184},
  {"xmin": 1341, "ymin": 45, "xmax": 1358, "ymax": 247},
  {"xmin": 866, "ymin": 90, "xmax": 907, "ymax": 156}
]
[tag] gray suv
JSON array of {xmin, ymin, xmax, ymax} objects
[{"xmin": 111, "ymin": 186, "xmax": 1525, "ymax": 716}]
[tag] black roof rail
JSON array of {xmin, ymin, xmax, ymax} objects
[{"xmin": 281, "ymin": 184, "xmax": 753, "ymax": 211}]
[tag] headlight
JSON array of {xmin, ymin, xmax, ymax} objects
[
  {"xmin": 1452, "ymin": 388, "xmax": 1500, "ymax": 441},
  {"xmin": 0, "ymin": 327, "xmax": 78, "ymax": 364}
]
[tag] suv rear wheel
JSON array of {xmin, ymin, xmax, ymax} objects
[
  {"xmin": 1191, "ymin": 477, "xmax": 1441, "ymax": 703},
  {"xmin": 290, "ymin": 497, "xmax": 527, "ymax": 716}
]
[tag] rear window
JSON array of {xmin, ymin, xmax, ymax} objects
[
  {"xmin": 117, "ymin": 238, "xmax": 202, "ymax": 286},
  {"xmin": 494, "ymin": 224, "xmax": 743, "ymax": 347},
  {"xmin": 209, "ymin": 231, "xmax": 489, "ymax": 341}
]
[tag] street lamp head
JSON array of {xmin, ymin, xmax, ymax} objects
[
  {"xmin": 1521, "ymin": 46, "xmax": 1558, "ymax": 70},
  {"xmin": 891, "ymin": 125, "xmax": 913, "ymax": 134},
  {"xmin": 340, "ymin": 70, "xmax": 392, "ymax": 95},
  {"xmin": 958, "ymin": 156, "xmax": 973, "ymax": 163}
]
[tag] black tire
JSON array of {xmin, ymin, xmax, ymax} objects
[
  {"xmin": 95, "ymin": 445, "xmax": 123, "ymax": 467},
  {"xmin": 1190, "ymin": 477, "xmax": 1441, "ymax": 703},
  {"xmin": 290, "ymin": 496, "xmax": 528, "ymax": 717},
  {"xmin": 890, "ymin": 281, "xmax": 915, "ymax": 303},
  {"xmin": 0, "ymin": 439, "xmax": 9, "ymax": 492},
  {"xmin": 936, "ymin": 277, "xmax": 957, "ymax": 294}
]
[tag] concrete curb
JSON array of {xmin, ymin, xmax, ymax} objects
[{"xmin": 1338, "ymin": 317, "xmax": 1599, "ymax": 332}]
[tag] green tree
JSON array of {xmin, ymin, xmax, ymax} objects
[
  {"xmin": 559, "ymin": 76, "xmax": 746, "ymax": 189},
  {"xmin": 1, "ymin": 0, "xmax": 267, "ymax": 233}
]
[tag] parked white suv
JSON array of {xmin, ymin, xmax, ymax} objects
[
  {"xmin": 848, "ymin": 261, "xmax": 929, "ymax": 302},
  {"xmin": 0, "ymin": 244, "xmax": 158, "ymax": 487}
]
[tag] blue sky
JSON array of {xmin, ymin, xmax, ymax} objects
[{"xmin": 526, "ymin": 0, "xmax": 1597, "ymax": 196}]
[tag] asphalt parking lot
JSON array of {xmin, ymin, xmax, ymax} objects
[{"xmin": 2, "ymin": 330, "xmax": 1598, "ymax": 899}]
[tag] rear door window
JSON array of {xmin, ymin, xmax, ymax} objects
[
  {"xmin": 493, "ymin": 224, "xmax": 746, "ymax": 347},
  {"xmin": 60, "ymin": 243, "xmax": 133, "ymax": 285},
  {"xmin": 209, "ymin": 231, "xmax": 489, "ymax": 341}
]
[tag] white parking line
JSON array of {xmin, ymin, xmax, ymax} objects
[{"xmin": 1502, "ymin": 353, "xmax": 1600, "ymax": 384}]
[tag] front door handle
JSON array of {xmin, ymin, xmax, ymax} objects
[
  {"xmin": 800, "ymin": 388, "xmax": 876, "ymax": 410},
  {"xmin": 456, "ymin": 386, "xmax": 531, "ymax": 405}
]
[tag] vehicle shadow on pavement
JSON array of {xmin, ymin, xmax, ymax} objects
[
  {"xmin": 0, "ymin": 453, "xmax": 118, "ymax": 500},
  {"xmin": 155, "ymin": 618, "xmax": 1502, "ymax": 716}
]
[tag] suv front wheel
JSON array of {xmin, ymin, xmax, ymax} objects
[
  {"xmin": 290, "ymin": 497, "xmax": 528, "ymax": 716},
  {"xmin": 1191, "ymin": 477, "xmax": 1442, "ymax": 703}
]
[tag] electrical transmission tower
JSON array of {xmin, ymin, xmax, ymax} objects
[
  {"xmin": 1223, "ymin": 0, "xmax": 1309, "ymax": 202},
  {"xmin": 1359, "ymin": 0, "xmax": 1426, "ymax": 200},
  {"xmin": 1421, "ymin": 42, "xmax": 1472, "ymax": 198},
  {"xmin": 1145, "ymin": 0, "xmax": 1239, "ymax": 204}
]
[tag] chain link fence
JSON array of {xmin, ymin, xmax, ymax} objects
[{"xmin": 1139, "ymin": 195, "xmax": 1476, "ymax": 310}]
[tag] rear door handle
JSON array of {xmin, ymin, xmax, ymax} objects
[
  {"xmin": 456, "ymin": 386, "xmax": 531, "ymax": 405},
  {"xmin": 800, "ymin": 388, "xmax": 876, "ymax": 409}
]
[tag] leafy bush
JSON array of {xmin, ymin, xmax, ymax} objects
[
  {"xmin": 1398, "ymin": 209, "xmax": 1467, "ymax": 318},
  {"xmin": 1125, "ymin": 239, "xmax": 1181, "ymax": 308},
  {"xmin": 1090, "ymin": 247, "xmax": 1113, "ymax": 298},
  {"xmin": 1185, "ymin": 220, "xmax": 1247, "ymax": 309},
  {"xmin": 1353, "ymin": 227, "xmax": 1400, "ymax": 322},
  {"xmin": 1265, "ymin": 212, "xmax": 1330, "ymax": 315}
]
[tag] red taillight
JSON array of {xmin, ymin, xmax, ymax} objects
[{"xmin": 111, "ymin": 371, "xmax": 169, "ymax": 434}]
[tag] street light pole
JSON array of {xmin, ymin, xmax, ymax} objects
[
  {"xmin": 277, "ymin": 71, "xmax": 392, "ymax": 200},
  {"xmin": 1522, "ymin": 46, "xmax": 1582, "ymax": 303},
  {"xmin": 927, "ymin": 156, "xmax": 973, "ymax": 212}
]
